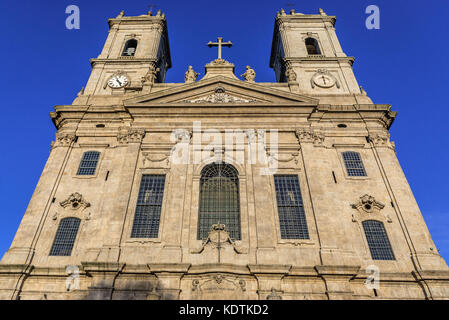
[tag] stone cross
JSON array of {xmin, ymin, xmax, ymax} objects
[{"xmin": 207, "ymin": 37, "xmax": 233, "ymax": 60}]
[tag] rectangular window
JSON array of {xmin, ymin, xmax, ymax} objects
[
  {"xmin": 77, "ymin": 151, "xmax": 100, "ymax": 175},
  {"xmin": 274, "ymin": 175, "xmax": 309, "ymax": 239},
  {"xmin": 131, "ymin": 175, "xmax": 166, "ymax": 238},
  {"xmin": 342, "ymin": 151, "xmax": 367, "ymax": 177},
  {"xmin": 50, "ymin": 218, "xmax": 81, "ymax": 256}
]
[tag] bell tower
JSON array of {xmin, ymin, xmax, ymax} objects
[
  {"xmin": 82, "ymin": 10, "xmax": 171, "ymax": 96},
  {"xmin": 270, "ymin": 8, "xmax": 362, "ymax": 96}
]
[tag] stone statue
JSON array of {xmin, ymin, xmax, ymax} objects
[
  {"xmin": 142, "ymin": 67, "xmax": 160, "ymax": 85},
  {"xmin": 184, "ymin": 66, "xmax": 199, "ymax": 84},
  {"xmin": 241, "ymin": 66, "xmax": 256, "ymax": 82},
  {"xmin": 117, "ymin": 11, "xmax": 125, "ymax": 18},
  {"xmin": 286, "ymin": 67, "xmax": 297, "ymax": 82}
]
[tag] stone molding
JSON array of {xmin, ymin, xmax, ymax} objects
[
  {"xmin": 52, "ymin": 132, "xmax": 76, "ymax": 148},
  {"xmin": 369, "ymin": 132, "xmax": 395, "ymax": 150},
  {"xmin": 117, "ymin": 127, "xmax": 145, "ymax": 144},
  {"xmin": 295, "ymin": 129, "xmax": 325, "ymax": 146}
]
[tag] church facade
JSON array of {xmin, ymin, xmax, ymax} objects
[{"xmin": 1, "ymin": 8, "xmax": 448, "ymax": 300}]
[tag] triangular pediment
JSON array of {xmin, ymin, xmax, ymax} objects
[{"xmin": 124, "ymin": 76, "xmax": 318, "ymax": 106}]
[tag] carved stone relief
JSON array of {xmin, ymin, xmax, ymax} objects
[
  {"xmin": 295, "ymin": 129, "xmax": 325, "ymax": 146},
  {"xmin": 191, "ymin": 274, "xmax": 247, "ymax": 300},
  {"xmin": 351, "ymin": 194, "xmax": 392, "ymax": 223},
  {"xmin": 186, "ymin": 86, "xmax": 257, "ymax": 104},
  {"xmin": 117, "ymin": 127, "xmax": 145, "ymax": 144}
]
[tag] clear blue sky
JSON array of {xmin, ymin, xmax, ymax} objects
[{"xmin": 0, "ymin": 0, "xmax": 448, "ymax": 263}]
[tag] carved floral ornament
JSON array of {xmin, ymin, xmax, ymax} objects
[
  {"xmin": 351, "ymin": 194, "xmax": 392, "ymax": 223},
  {"xmin": 52, "ymin": 132, "xmax": 76, "ymax": 148},
  {"xmin": 117, "ymin": 127, "xmax": 145, "ymax": 144},
  {"xmin": 295, "ymin": 129, "xmax": 325, "ymax": 146},
  {"xmin": 191, "ymin": 274, "xmax": 247, "ymax": 296},
  {"xmin": 60, "ymin": 192, "xmax": 91, "ymax": 210},
  {"xmin": 369, "ymin": 133, "xmax": 395, "ymax": 150},
  {"xmin": 53, "ymin": 192, "xmax": 91, "ymax": 221},
  {"xmin": 185, "ymin": 86, "xmax": 257, "ymax": 104}
]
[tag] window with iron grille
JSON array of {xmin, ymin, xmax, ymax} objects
[
  {"xmin": 198, "ymin": 163, "xmax": 241, "ymax": 240},
  {"xmin": 363, "ymin": 220, "xmax": 395, "ymax": 260},
  {"xmin": 50, "ymin": 217, "xmax": 81, "ymax": 256},
  {"xmin": 131, "ymin": 175, "xmax": 166, "ymax": 238},
  {"xmin": 342, "ymin": 151, "xmax": 367, "ymax": 177},
  {"xmin": 274, "ymin": 175, "xmax": 309, "ymax": 239},
  {"xmin": 77, "ymin": 151, "xmax": 100, "ymax": 175}
]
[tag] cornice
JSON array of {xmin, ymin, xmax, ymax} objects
[
  {"xmin": 284, "ymin": 56, "xmax": 355, "ymax": 66},
  {"xmin": 275, "ymin": 14, "xmax": 337, "ymax": 26},
  {"xmin": 108, "ymin": 16, "xmax": 166, "ymax": 28},
  {"xmin": 90, "ymin": 58, "xmax": 157, "ymax": 67}
]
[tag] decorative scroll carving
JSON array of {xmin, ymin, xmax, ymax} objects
[
  {"xmin": 191, "ymin": 224, "xmax": 247, "ymax": 258},
  {"xmin": 191, "ymin": 274, "xmax": 247, "ymax": 299},
  {"xmin": 142, "ymin": 152, "xmax": 170, "ymax": 167},
  {"xmin": 352, "ymin": 194, "xmax": 385, "ymax": 213},
  {"xmin": 117, "ymin": 127, "xmax": 145, "ymax": 144},
  {"xmin": 268, "ymin": 151, "xmax": 300, "ymax": 168},
  {"xmin": 295, "ymin": 129, "xmax": 324, "ymax": 146},
  {"xmin": 186, "ymin": 86, "xmax": 256, "ymax": 104},
  {"xmin": 351, "ymin": 194, "xmax": 392, "ymax": 223},
  {"xmin": 60, "ymin": 192, "xmax": 91, "ymax": 210}
]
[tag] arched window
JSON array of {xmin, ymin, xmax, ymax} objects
[
  {"xmin": 342, "ymin": 151, "xmax": 367, "ymax": 177},
  {"xmin": 131, "ymin": 175, "xmax": 166, "ymax": 238},
  {"xmin": 305, "ymin": 37, "xmax": 321, "ymax": 55},
  {"xmin": 77, "ymin": 151, "xmax": 100, "ymax": 176},
  {"xmin": 50, "ymin": 217, "xmax": 81, "ymax": 256},
  {"xmin": 198, "ymin": 163, "xmax": 241, "ymax": 240},
  {"xmin": 362, "ymin": 220, "xmax": 395, "ymax": 260},
  {"xmin": 122, "ymin": 39, "xmax": 138, "ymax": 56}
]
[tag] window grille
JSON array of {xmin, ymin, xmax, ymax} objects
[
  {"xmin": 274, "ymin": 175, "xmax": 309, "ymax": 239},
  {"xmin": 77, "ymin": 151, "xmax": 100, "ymax": 176},
  {"xmin": 131, "ymin": 175, "xmax": 166, "ymax": 238},
  {"xmin": 198, "ymin": 163, "xmax": 241, "ymax": 240},
  {"xmin": 50, "ymin": 218, "xmax": 81, "ymax": 256},
  {"xmin": 363, "ymin": 220, "xmax": 395, "ymax": 260},
  {"xmin": 342, "ymin": 151, "xmax": 367, "ymax": 177}
]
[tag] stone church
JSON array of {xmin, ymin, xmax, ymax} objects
[{"xmin": 1, "ymin": 8, "xmax": 448, "ymax": 300}]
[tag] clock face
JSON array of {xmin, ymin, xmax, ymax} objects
[
  {"xmin": 312, "ymin": 74, "xmax": 336, "ymax": 88},
  {"xmin": 108, "ymin": 74, "xmax": 129, "ymax": 88}
]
